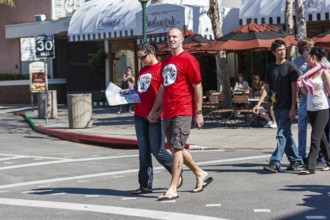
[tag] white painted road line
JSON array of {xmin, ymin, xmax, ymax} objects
[
  {"xmin": 254, "ymin": 209, "xmax": 271, "ymax": 213},
  {"xmin": 206, "ymin": 204, "xmax": 222, "ymax": 207},
  {"xmin": 0, "ymin": 155, "xmax": 269, "ymax": 190},
  {"xmin": 305, "ymin": 216, "xmax": 327, "ymax": 220},
  {"xmin": 196, "ymin": 155, "xmax": 269, "ymax": 166},
  {"xmin": 0, "ymin": 198, "xmax": 227, "ymax": 220},
  {"xmin": 0, "ymin": 156, "xmax": 28, "ymax": 161},
  {"xmin": 0, "ymin": 168, "xmax": 139, "ymax": 189},
  {"xmin": 160, "ymin": 200, "xmax": 177, "ymax": 203},
  {"xmin": 113, "ymin": 176, "xmax": 125, "ymax": 179},
  {"xmin": 0, "ymin": 154, "xmax": 70, "ymax": 160},
  {"xmin": 121, "ymin": 197, "xmax": 137, "ymax": 200},
  {"xmin": 51, "ymin": 193, "xmax": 66, "ymax": 196},
  {"xmin": 77, "ymin": 180, "xmax": 90, "ymax": 183},
  {"xmin": 84, "ymin": 195, "xmax": 100, "ymax": 198},
  {"xmin": 0, "ymin": 155, "xmax": 138, "ymax": 171}
]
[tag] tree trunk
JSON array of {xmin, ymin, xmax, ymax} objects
[
  {"xmin": 208, "ymin": 0, "xmax": 232, "ymax": 108},
  {"xmin": 285, "ymin": 0, "xmax": 294, "ymax": 34},
  {"xmin": 285, "ymin": 0, "xmax": 295, "ymax": 61},
  {"xmin": 294, "ymin": 0, "xmax": 306, "ymax": 40}
]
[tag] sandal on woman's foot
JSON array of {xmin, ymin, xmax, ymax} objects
[
  {"xmin": 192, "ymin": 177, "xmax": 213, "ymax": 193},
  {"xmin": 177, "ymin": 175, "xmax": 183, "ymax": 188},
  {"xmin": 132, "ymin": 187, "xmax": 152, "ymax": 195},
  {"xmin": 321, "ymin": 166, "xmax": 330, "ymax": 171},
  {"xmin": 157, "ymin": 193, "xmax": 179, "ymax": 201},
  {"xmin": 299, "ymin": 169, "xmax": 315, "ymax": 175}
]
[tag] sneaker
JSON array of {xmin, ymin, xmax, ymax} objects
[
  {"xmin": 263, "ymin": 161, "xmax": 280, "ymax": 173},
  {"xmin": 286, "ymin": 161, "xmax": 303, "ymax": 171},
  {"xmin": 316, "ymin": 161, "xmax": 326, "ymax": 169},
  {"xmin": 321, "ymin": 166, "xmax": 330, "ymax": 171},
  {"xmin": 269, "ymin": 122, "xmax": 277, "ymax": 128},
  {"xmin": 263, "ymin": 121, "xmax": 273, "ymax": 128}
]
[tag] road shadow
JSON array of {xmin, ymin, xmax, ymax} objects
[
  {"xmin": 29, "ymin": 187, "xmax": 166, "ymax": 199},
  {"xmin": 200, "ymin": 162, "xmax": 299, "ymax": 175},
  {"xmin": 278, "ymin": 184, "xmax": 330, "ymax": 219}
]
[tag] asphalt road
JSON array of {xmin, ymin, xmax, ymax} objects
[{"xmin": 0, "ymin": 109, "xmax": 329, "ymax": 220}]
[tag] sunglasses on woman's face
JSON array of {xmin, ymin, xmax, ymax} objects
[{"xmin": 138, "ymin": 53, "xmax": 150, "ymax": 60}]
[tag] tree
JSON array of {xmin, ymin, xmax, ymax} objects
[
  {"xmin": 294, "ymin": 0, "xmax": 306, "ymax": 40},
  {"xmin": 285, "ymin": 0, "xmax": 294, "ymax": 34},
  {"xmin": 0, "ymin": 0, "xmax": 15, "ymax": 7},
  {"xmin": 208, "ymin": 0, "xmax": 232, "ymax": 107}
]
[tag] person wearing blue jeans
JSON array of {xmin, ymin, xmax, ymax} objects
[
  {"xmin": 297, "ymin": 94, "xmax": 308, "ymax": 159},
  {"xmin": 253, "ymin": 39, "xmax": 303, "ymax": 173},
  {"xmin": 270, "ymin": 109, "xmax": 302, "ymax": 165},
  {"xmin": 134, "ymin": 116, "xmax": 172, "ymax": 190},
  {"xmin": 293, "ymin": 38, "xmax": 314, "ymax": 160}
]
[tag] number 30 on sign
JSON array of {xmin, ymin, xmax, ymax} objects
[{"xmin": 35, "ymin": 34, "xmax": 55, "ymax": 59}]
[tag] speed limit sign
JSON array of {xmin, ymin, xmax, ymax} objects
[{"xmin": 35, "ymin": 34, "xmax": 55, "ymax": 59}]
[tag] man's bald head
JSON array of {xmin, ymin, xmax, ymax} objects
[{"xmin": 167, "ymin": 28, "xmax": 184, "ymax": 54}]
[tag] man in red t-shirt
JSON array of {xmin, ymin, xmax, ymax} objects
[{"xmin": 157, "ymin": 28, "xmax": 213, "ymax": 201}]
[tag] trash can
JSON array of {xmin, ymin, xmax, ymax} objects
[
  {"xmin": 37, "ymin": 90, "xmax": 57, "ymax": 119},
  {"xmin": 67, "ymin": 93, "xmax": 93, "ymax": 129}
]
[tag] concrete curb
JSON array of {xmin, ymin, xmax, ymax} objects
[
  {"xmin": 17, "ymin": 111, "xmax": 191, "ymax": 150},
  {"xmin": 17, "ymin": 112, "xmax": 139, "ymax": 149}
]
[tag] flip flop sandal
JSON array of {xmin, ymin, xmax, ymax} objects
[
  {"xmin": 157, "ymin": 193, "xmax": 179, "ymax": 201},
  {"xmin": 132, "ymin": 187, "xmax": 153, "ymax": 195},
  {"xmin": 192, "ymin": 177, "xmax": 213, "ymax": 193}
]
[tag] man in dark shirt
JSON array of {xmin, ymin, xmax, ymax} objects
[{"xmin": 253, "ymin": 40, "xmax": 303, "ymax": 173}]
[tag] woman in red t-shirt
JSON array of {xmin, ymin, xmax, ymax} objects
[{"xmin": 132, "ymin": 43, "xmax": 180, "ymax": 194}]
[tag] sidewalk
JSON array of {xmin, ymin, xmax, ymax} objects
[{"xmin": 9, "ymin": 104, "xmax": 309, "ymax": 150}]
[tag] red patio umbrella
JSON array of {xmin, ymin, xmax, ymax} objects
[
  {"xmin": 206, "ymin": 22, "xmax": 297, "ymax": 51},
  {"xmin": 156, "ymin": 28, "xmax": 215, "ymax": 55},
  {"xmin": 312, "ymin": 29, "xmax": 330, "ymax": 49}
]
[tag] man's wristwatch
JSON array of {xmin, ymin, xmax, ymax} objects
[{"xmin": 196, "ymin": 110, "xmax": 202, "ymax": 115}]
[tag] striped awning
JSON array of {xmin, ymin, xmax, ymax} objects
[
  {"xmin": 68, "ymin": 0, "xmax": 141, "ymax": 42},
  {"xmin": 239, "ymin": 0, "xmax": 330, "ymax": 25}
]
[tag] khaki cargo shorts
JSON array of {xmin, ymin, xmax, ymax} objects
[{"xmin": 163, "ymin": 116, "xmax": 192, "ymax": 150}]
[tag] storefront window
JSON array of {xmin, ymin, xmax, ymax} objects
[{"xmin": 113, "ymin": 50, "xmax": 135, "ymax": 87}]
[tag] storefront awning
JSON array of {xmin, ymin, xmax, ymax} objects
[
  {"xmin": 68, "ymin": 0, "xmax": 240, "ymax": 43},
  {"xmin": 68, "ymin": 0, "xmax": 141, "ymax": 41},
  {"xmin": 239, "ymin": 0, "xmax": 330, "ymax": 25},
  {"xmin": 5, "ymin": 17, "xmax": 70, "ymax": 39}
]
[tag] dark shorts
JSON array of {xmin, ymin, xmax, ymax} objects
[{"xmin": 163, "ymin": 116, "xmax": 192, "ymax": 150}]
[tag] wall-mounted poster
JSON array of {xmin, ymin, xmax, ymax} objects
[{"xmin": 29, "ymin": 61, "xmax": 47, "ymax": 92}]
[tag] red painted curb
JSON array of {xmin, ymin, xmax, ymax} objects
[
  {"xmin": 18, "ymin": 111, "xmax": 190, "ymax": 149},
  {"xmin": 35, "ymin": 125, "xmax": 139, "ymax": 148}
]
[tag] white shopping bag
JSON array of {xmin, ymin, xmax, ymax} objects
[{"xmin": 105, "ymin": 82, "xmax": 141, "ymax": 106}]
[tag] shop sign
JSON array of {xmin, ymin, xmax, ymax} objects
[
  {"xmin": 136, "ymin": 4, "xmax": 187, "ymax": 35},
  {"xmin": 303, "ymin": 0, "xmax": 326, "ymax": 13},
  {"xmin": 53, "ymin": 0, "xmax": 86, "ymax": 19},
  {"xmin": 29, "ymin": 61, "xmax": 47, "ymax": 92},
  {"xmin": 97, "ymin": 16, "xmax": 122, "ymax": 30}
]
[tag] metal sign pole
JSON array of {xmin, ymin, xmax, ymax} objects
[
  {"xmin": 45, "ymin": 59, "xmax": 48, "ymax": 124},
  {"xmin": 31, "ymin": 93, "xmax": 34, "ymax": 112}
]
